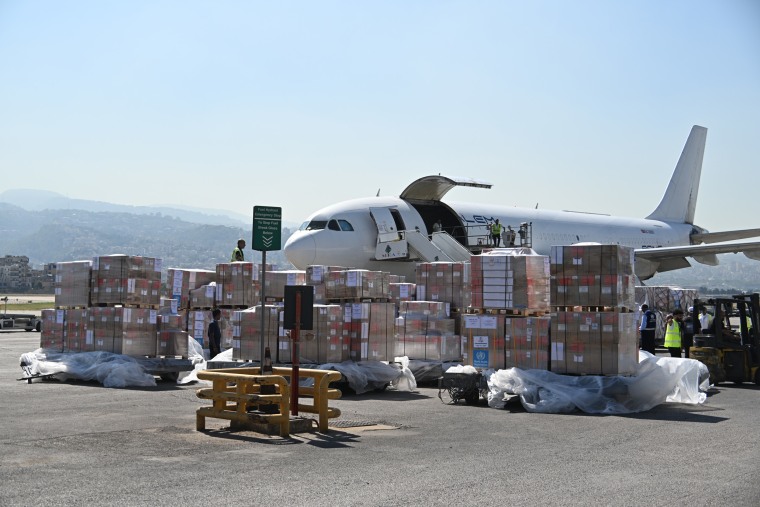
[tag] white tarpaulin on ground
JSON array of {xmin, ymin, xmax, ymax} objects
[
  {"xmin": 20, "ymin": 338, "xmax": 207, "ymax": 388},
  {"xmin": 317, "ymin": 359, "xmax": 408, "ymax": 394},
  {"xmin": 487, "ymin": 351, "xmax": 710, "ymax": 414},
  {"xmin": 20, "ymin": 349, "xmax": 158, "ymax": 388}
]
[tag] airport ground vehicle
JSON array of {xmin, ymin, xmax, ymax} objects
[
  {"xmin": 690, "ymin": 293, "xmax": 760, "ymax": 385},
  {"xmin": 0, "ymin": 313, "xmax": 42, "ymax": 332}
]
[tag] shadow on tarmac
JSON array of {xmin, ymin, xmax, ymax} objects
[
  {"xmin": 336, "ymin": 389, "xmax": 431, "ymax": 402},
  {"xmin": 17, "ymin": 376, "xmax": 196, "ymax": 391},
  {"xmin": 197, "ymin": 426, "xmax": 361, "ymax": 449}
]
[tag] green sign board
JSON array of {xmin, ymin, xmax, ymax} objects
[{"xmin": 252, "ymin": 205, "xmax": 282, "ymax": 252}]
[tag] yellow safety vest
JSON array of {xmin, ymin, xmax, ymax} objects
[
  {"xmin": 664, "ymin": 320, "xmax": 681, "ymax": 348},
  {"xmin": 491, "ymin": 223, "xmax": 502, "ymax": 235}
]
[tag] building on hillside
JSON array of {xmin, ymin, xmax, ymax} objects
[{"xmin": 0, "ymin": 255, "xmax": 53, "ymax": 291}]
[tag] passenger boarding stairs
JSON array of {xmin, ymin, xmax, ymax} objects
[{"xmin": 404, "ymin": 229, "xmax": 472, "ymax": 263}]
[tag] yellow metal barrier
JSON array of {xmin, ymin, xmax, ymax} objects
[
  {"xmin": 274, "ymin": 367, "xmax": 343, "ymax": 432},
  {"xmin": 195, "ymin": 366, "xmax": 342, "ymax": 436}
]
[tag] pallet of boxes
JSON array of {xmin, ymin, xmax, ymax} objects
[
  {"xmin": 167, "ymin": 262, "xmax": 270, "ymax": 362},
  {"xmin": 396, "ymin": 261, "xmax": 467, "ymax": 382},
  {"xmin": 462, "ymin": 250, "xmax": 552, "ymax": 373},
  {"xmin": 41, "ymin": 255, "xmax": 194, "ymax": 381},
  {"xmin": 550, "ymin": 245, "xmax": 638, "ymax": 375},
  {"xmin": 278, "ymin": 267, "xmax": 399, "ymax": 367},
  {"xmin": 438, "ymin": 251, "xmax": 551, "ymax": 403}
]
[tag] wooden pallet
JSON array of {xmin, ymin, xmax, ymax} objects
[
  {"xmin": 90, "ymin": 303, "xmax": 160, "ymax": 310},
  {"xmin": 551, "ymin": 305, "xmax": 635, "ymax": 313},
  {"xmin": 464, "ymin": 307, "xmax": 551, "ymax": 317},
  {"xmin": 325, "ymin": 298, "xmax": 391, "ymax": 304}
]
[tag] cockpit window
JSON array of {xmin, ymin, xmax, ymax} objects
[
  {"xmin": 301, "ymin": 218, "xmax": 354, "ymax": 232},
  {"xmin": 304, "ymin": 220, "xmax": 327, "ymax": 231}
]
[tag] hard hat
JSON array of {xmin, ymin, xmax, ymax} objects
[{"xmin": 688, "ymin": 306, "xmax": 694, "ymax": 313}]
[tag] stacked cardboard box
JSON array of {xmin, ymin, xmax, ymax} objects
[
  {"xmin": 231, "ymin": 306, "xmax": 281, "ymax": 361},
  {"xmin": 324, "ymin": 270, "xmax": 389, "ymax": 300},
  {"xmin": 157, "ymin": 313, "xmax": 189, "ymax": 357},
  {"xmin": 91, "ymin": 255, "xmax": 162, "ymax": 307},
  {"xmin": 88, "ymin": 307, "xmax": 158, "ymax": 356},
  {"xmin": 635, "ymin": 285, "xmax": 696, "ymax": 313},
  {"xmin": 416, "ymin": 262, "xmax": 471, "ymax": 309},
  {"xmin": 303, "ymin": 265, "xmax": 350, "ymax": 303},
  {"xmin": 40, "ymin": 309, "xmax": 65, "ymax": 350},
  {"xmin": 262, "ymin": 270, "xmax": 307, "ymax": 299},
  {"xmin": 550, "ymin": 245, "xmax": 636, "ymax": 308},
  {"xmin": 189, "ymin": 284, "xmax": 217, "ymax": 309},
  {"xmin": 166, "ymin": 268, "xmax": 216, "ymax": 310},
  {"xmin": 342, "ymin": 302, "xmax": 396, "ymax": 361},
  {"xmin": 54, "ymin": 261, "xmax": 92, "ymax": 308},
  {"xmin": 470, "ymin": 252, "xmax": 550, "ymax": 311},
  {"xmin": 394, "ymin": 301, "xmax": 459, "ymax": 361},
  {"xmin": 549, "ymin": 245, "xmax": 638, "ymax": 375},
  {"xmin": 389, "ymin": 282, "xmax": 416, "ymax": 305},
  {"xmin": 289, "ymin": 304, "xmax": 348, "ymax": 364},
  {"xmin": 460, "ymin": 313, "xmax": 504, "ymax": 368},
  {"xmin": 187, "ymin": 310, "xmax": 212, "ymax": 349},
  {"xmin": 504, "ymin": 316, "xmax": 551, "ymax": 370},
  {"xmin": 551, "ymin": 311, "xmax": 638, "ymax": 375},
  {"xmin": 63, "ymin": 309, "xmax": 89, "ymax": 353},
  {"xmin": 159, "ymin": 297, "xmax": 180, "ymax": 315},
  {"xmin": 215, "ymin": 262, "xmax": 255, "ymax": 307},
  {"xmin": 460, "ymin": 314, "xmax": 551, "ymax": 370}
]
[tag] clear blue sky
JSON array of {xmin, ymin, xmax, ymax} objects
[{"xmin": 1, "ymin": 1, "xmax": 758, "ymax": 231}]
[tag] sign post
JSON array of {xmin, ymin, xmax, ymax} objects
[
  {"xmin": 283, "ymin": 285, "xmax": 314, "ymax": 416},
  {"xmin": 252, "ymin": 206, "xmax": 282, "ymax": 374}
]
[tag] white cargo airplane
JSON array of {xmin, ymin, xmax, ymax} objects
[{"xmin": 284, "ymin": 125, "xmax": 760, "ymax": 282}]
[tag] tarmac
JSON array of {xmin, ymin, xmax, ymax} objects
[{"xmin": 2, "ymin": 330, "xmax": 759, "ymax": 506}]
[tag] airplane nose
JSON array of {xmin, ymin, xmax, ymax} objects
[{"xmin": 284, "ymin": 232, "xmax": 317, "ymax": 269}]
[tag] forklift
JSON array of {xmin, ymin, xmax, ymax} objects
[{"xmin": 690, "ymin": 293, "xmax": 760, "ymax": 385}]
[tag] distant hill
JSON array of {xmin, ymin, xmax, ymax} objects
[
  {"xmin": 0, "ymin": 202, "xmax": 295, "ymax": 271},
  {"xmin": 647, "ymin": 254, "xmax": 760, "ymax": 293},
  {"xmin": 0, "ymin": 188, "xmax": 270, "ymax": 227}
]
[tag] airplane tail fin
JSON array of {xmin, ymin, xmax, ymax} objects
[{"xmin": 646, "ymin": 125, "xmax": 707, "ymax": 224}]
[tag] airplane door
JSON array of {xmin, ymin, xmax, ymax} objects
[{"xmin": 369, "ymin": 207, "xmax": 408, "ymax": 260}]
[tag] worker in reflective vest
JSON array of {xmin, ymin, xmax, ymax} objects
[
  {"xmin": 490, "ymin": 219, "xmax": 502, "ymax": 247},
  {"xmin": 664, "ymin": 309, "xmax": 684, "ymax": 358}
]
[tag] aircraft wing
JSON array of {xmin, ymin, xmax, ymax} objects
[
  {"xmin": 636, "ymin": 240, "xmax": 760, "ymax": 261},
  {"xmin": 634, "ymin": 240, "xmax": 760, "ymax": 279}
]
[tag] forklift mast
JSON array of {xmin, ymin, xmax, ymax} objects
[
  {"xmin": 733, "ymin": 293, "xmax": 759, "ymax": 363},
  {"xmin": 693, "ymin": 294, "xmax": 758, "ymax": 348},
  {"xmin": 691, "ymin": 293, "xmax": 760, "ymax": 385}
]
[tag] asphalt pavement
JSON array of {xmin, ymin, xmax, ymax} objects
[{"xmin": 1, "ymin": 330, "xmax": 759, "ymax": 507}]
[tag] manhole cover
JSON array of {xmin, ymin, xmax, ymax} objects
[{"xmin": 328, "ymin": 419, "xmax": 381, "ymax": 429}]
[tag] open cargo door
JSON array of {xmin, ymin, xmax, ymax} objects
[{"xmin": 370, "ymin": 207, "xmax": 408, "ymax": 260}]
